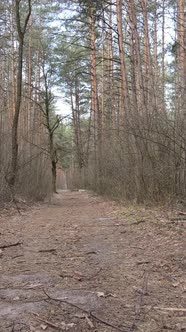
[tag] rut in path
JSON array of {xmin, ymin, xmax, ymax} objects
[{"xmin": 0, "ymin": 191, "xmax": 185, "ymax": 332}]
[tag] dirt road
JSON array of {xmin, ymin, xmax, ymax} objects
[{"xmin": 0, "ymin": 191, "xmax": 185, "ymax": 331}]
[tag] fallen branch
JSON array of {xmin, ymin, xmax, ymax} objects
[
  {"xmin": 0, "ymin": 241, "xmax": 22, "ymax": 249},
  {"xmin": 43, "ymin": 290, "xmax": 129, "ymax": 332}
]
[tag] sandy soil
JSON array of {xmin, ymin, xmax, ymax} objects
[{"xmin": 0, "ymin": 190, "xmax": 185, "ymax": 332}]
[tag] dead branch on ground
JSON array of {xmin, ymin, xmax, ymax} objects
[
  {"xmin": 43, "ymin": 289, "xmax": 130, "ymax": 332},
  {"xmin": 0, "ymin": 241, "xmax": 22, "ymax": 249}
]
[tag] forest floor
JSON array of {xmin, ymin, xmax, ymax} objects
[{"xmin": 0, "ymin": 190, "xmax": 185, "ymax": 332}]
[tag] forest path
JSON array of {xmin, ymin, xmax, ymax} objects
[{"xmin": 0, "ymin": 191, "xmax": 185, "ymax": 332}]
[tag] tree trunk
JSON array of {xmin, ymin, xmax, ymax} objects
[
  {"xmin": 51, "ymin": 155, "xmax": 57, "ymax": 193},
  {"xmin": 116, "ymin": 0, "xmax": 128, "ymax": 122},
  {"xmin": 128, "ymin": 0, "xmax": 146, "ymax": 114},
  {"xmin": 89, "ymin": 8, "xmax": 101, "ymax": 186},
  {"xmin": 177, "ymin": 0, "xmax": 186, "ymax": 194},
  {"xmin": 8, "ymin": 0, "xmax": 31, "ymax": 186},
  {"xmin": 10, "ymin": 1, "xmax": 16, "ymax": 121},
  {"xmin": 162, "ymin": 0, "xmax": 165, "ymax": 113}
]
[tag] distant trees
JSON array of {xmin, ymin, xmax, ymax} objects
[
  {"xmin": 62, "ymin": 0, "xmax": 186, "ymax": 202},
  {"xmin": 0, "ymin": 0, "xmax": 185, "ymax": 204},
  {"xmin": 0, "ymin": 0, "xmax": 58, "ymax": 201}
]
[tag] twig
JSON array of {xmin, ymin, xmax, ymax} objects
[
  {"xmin": 136, "ymin": 261, "xmax": 150, "ymax": 265},
  {"xmin": 85, "ymin": 315, "xmax": 94, "ymax": 328},
  {"xmin": 38, "ymin": 249, "xmax": 57, "ymax": 253},
  {"xmin": 43, "ymin": 290, "xmax": 129, "ymax": 332},
  {"xmin": 12, "ymin": 254, "xmax": 24, "ymax": 259},
  {"xmin": 0, "ymin": 241, "xmax": 22, "ymax": 249},
  {"xmin": 89, "ymin": 312, "xmax": 128, "ymax": 332},
  {"xmin": 85, "ymin": 250, "xmax": 98, "ymax": 255},
  {"xmin": 89, "ymin": 299, "xmax": 186, "ymax": 313},
  {"xmin": 32, "ymin": 312, "xmax": 59, "ymax": 329},
  {"xmin": 3, "ymin": 298, "xmax": 47, "ymax": 304},
  {"xmin": 169, "ymin": 217, "xmax": 186, "ymax": 221},
  {"xmin": 154, "ymin": 306, "xmax": 186, "ymax": 312},
  {"xmin": 178, "ymin": 211, "xmax": 186, "ymax": 216},
  {"xmin": 130, "ymin": 246, "xmax": 144, "ymax": 250},
  {"xmin": 131, "ymin": 220, "xmax": 146, "ymax": 225}
]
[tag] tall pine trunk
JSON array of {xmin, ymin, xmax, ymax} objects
[{"xmin": 8, "ymin": 0, "xmax": 31, "ymax": 186}]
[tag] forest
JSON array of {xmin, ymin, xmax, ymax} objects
[
  {"xmin": 0, "ymin": 1, "xmax": 186, "ymax": 331},
  {"xmin": 0, "ymin": 0, "xmax": 185, "ymax": 204}
]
